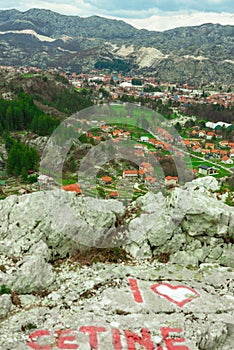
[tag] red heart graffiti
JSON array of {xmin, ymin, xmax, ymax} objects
[{"xmin": 151, "ymin": 283, "xmax": 200, "ymax": 307}]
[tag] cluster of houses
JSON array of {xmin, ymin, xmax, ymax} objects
[
  {"xmin": 1, "ymin": 65, "xmax": 233, "ymax": 107},
  {"xmin": 58, "ymin": 123, "xmax": 182, "ymax": 198},
  {"xmin": 64, "ymin": 72, "xmax": 234, "ymax": 107},
  {"xmin": 185, "ymin": 123, "xmax": 234, "ymax": 165}
]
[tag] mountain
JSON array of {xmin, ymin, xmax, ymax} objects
[
  {"xmin": 0, "ymin": 8, "xmax": 139, "ymax": 39},
  {"xmin": 0, "ymin": 8, "xmax": 233, "ymax": 84}
]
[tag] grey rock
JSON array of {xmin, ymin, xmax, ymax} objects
[
  {"xmin": 11, "ymin": 254, "xmax": 55, "ymax": 293},
  {"xmin": 0, "ymin": 294, "xmax": 12, "ymax": 320}
]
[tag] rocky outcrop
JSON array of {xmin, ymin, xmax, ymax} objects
[
  {"xmin": 0, "ymin": 177, "xmax": 233, "ymax": 270},
  {"xmin": 0, "ymin": 176, "xmax": 234, "ymax": 349},
  {"xmin": 125, "ymin": 180, "xmax": 234, "ymax": 267}
]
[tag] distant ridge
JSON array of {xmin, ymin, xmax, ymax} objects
[{"xmin": 0, "ymin": 8, "xmax": 233, "ymax": 84}]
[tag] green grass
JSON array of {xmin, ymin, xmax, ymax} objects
[
  {"xmin": 108, "ymin": 105, "xmax": 163, "ymax": 127},
  {"xmin": 190, "ymin": 155, "xmax": 232, "ymax": 177},
  {"xmin": 22, "ymin": 73, "xmax": 41, "ymax": 78},
  {"xmin": 62, "ymin": 179, "xmax": 78, "ymax": 186}
]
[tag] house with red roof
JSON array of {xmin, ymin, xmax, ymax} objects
[
  {"xmin": 134, "ymin": 149, "xmax": 144, "ymax": 157},
  {"xmin": 182, "ymin": 139, "xmax": 191, "ymax": 147},
  {"xmin": 206, "ymin": 132, "xmax": 216, "ymax": 140},
  {"xmin": 220, "ymin": 150, "xmax": 228, "ymax": 156},
  {"xmin": 140, "ymin": 162, "xmax": 154, "ymax": 174},
  {"xmin": 201, "ymin": 149, "xmax": 211, "ymax": 155},
  {"xmin": 165, "ymin": 176, "xmax": 178, "ymax": 187},
  {"xmin": 101, "ymin": 125, "xmax": 110, "ymax": 132},
  {"xmin": 101, "ymin": 176, "xmax": 112, "ymax": 184},
  {"xmin": 205, "ymin": 143, "xmax": 215, "ymax": 150},
  {"xmin": 62, "ymin": 183, "xmax": 82, "ymax": 194},
  {"xmin": 192, "ymin": 145, "xmax": 202, "ymax": 153},
  {"xmin": 219, "ymin": 140, "xmax": 229, "ymax": 148},
  {"xmin": 109, "ymin": 191, "xmax": 119, "ymax": 198},
  {"xmin": 230, "ymin": 149, "xmax": 234, "ymax": 158},
  {"xmin": 92, "ymin": 136, "xmax": 102, "ymax": 142},
  {"xmin": 211, "ymin": 149, "xmax": 220, "ymax": 158},
  {"xmin": 145, "ymin": 175, "xmax": 156, "ymax": 184},
  {"xmin": 113, "ymin": 129, "xmax": 124, "ymax": 137},
  {"xmin": 138, "ymin": 168, "xmax": 146, "ymax": 176},
  {"xmin": 123, "ymin": 170, "xmax": 138, "ymax": 178},
  {"xmin": 222, "ymin": 156, "xmax": 233, "ymax": 164}
]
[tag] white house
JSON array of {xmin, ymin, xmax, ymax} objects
[
  {"xmin": 140, "ymin": 136, "xmax": 149, "ymax": 142},
  {"xmin": 119, "ymin": 82, "xmax": 132, "ymax": 88},
  {"xmin": 199, "ymin": 130, "xmax": 206, "ymax": 138}
]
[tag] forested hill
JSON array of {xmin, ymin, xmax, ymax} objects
[
  {"xmin": 0, "ymin": 71, "xmax": 93, "ymax": 180},
  {"xmin": 0, "ymin": 71, "xmax": 93, "ymax": 135}
]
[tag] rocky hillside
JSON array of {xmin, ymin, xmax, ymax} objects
[
  {"xmin": 0, "ymin": 8, "xmax": 233, "ymax": 84},
  {"xmin": 0, "ymin": 176, "xmax": 234, "ymax": 348}
]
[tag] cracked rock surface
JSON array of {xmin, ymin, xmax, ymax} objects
[{"xmin": 0, "ymin": 259, "xmax": 234, "ymax": 349}]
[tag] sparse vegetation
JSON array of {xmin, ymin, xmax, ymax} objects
[{"xmin": 0, "ymin": 284, "xmax": 11, "ymax": 295}]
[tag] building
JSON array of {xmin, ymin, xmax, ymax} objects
[
  {"xmin": 140, "ymin": 162, "xmax": 154, "ymax": 174},
  {"xmin": 222, "ymin": 156, "xmax": 233, "ymax": 165},
  {"xmin": 62, "ymin": 183, "xmax": 82, "ymax": 194},
  {"xmin": 205, "ymin": 143, "xmax": 215, "ymax": 150},
  {"xmin": 38, "ymin": 174, "xmax": 55, "ymax": 189},
  {"xmin": 165, "ymin": 176, "xmax": 178, "ymax": 187},
  {"xmin": 198, "ymin": 165, "xmax": 217, "ymax": 175},
  {"xmin": 109, "ymin": 191, "xmax": 119, "ymax": 198},
  {"xmin": 101, "ymin": 176, "xmax": 112, "ymax": 184},
  {"xmin": 123, "ymin": 170, "xmax": 138, "ymax": 178},
  {"xmin": 206, "ymin": 121, "xmax": 233, "ymax": 131},
  {"xmin": 140, "ymin": 136, "xmax": 149, "ymax": 142}
]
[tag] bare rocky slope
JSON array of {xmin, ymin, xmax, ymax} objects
[
  {"xmin": 0, "ymin": 176, "xmax": 234, "ymax": 349},
  {"xmin": 0, "ymin": 8, "xmax": 233, "ymax": 84}
]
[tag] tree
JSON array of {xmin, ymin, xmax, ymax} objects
[
  {"xmin": 6, "ymin": 142, "xmax": 39, "ymax": 177},
  {"xmin": 132, "ymin": 78, "xmax": 142, "ymax": 86},
  {"xmin": 99, "ymin": 88, "xmax": 110, "ymax": 99},
  {"xmin": 21, "ymin": 167, "xmax": 28, "ymax": 181},
  {"xmin": 70, "ymin": 159, "xmax": 77, "ymax": 172},
  {"xmin": 175, "ymin": 122, "xmax": 182, "ymax": 133}
]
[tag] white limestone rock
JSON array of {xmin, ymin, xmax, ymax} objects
[
  {"xmin": 0, "ymin": 189, "xmax": 125, "ymax": 258},
  {"xmin": 184, "ymin": 175, "xmax": 219, "ymax": 192}
]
